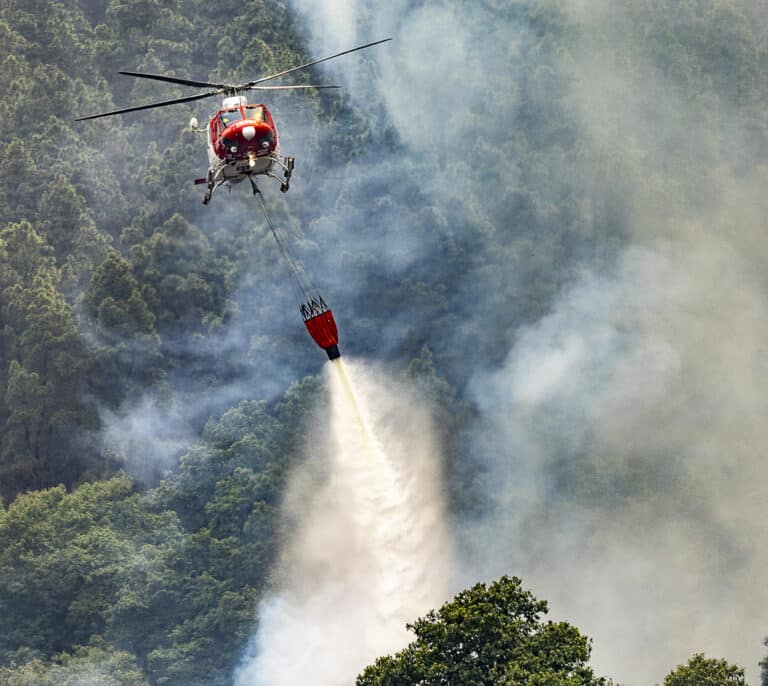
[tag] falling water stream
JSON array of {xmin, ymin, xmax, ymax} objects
[{"xmin": 234, "ymin": 358, "xmax": 452, "ymax": 685}]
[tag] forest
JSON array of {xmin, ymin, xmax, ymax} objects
[{"xmin": 1, "ymin": 0, "xmax": 767, "ymax": 684}]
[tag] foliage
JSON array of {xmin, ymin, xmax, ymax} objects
[
  {"xmin": 0, "ymin": 221, "xmax": 100, "ymax": 497},
  {"xmin": 0, "ymin": 0, "xmax": 313, "ymax": 499},
  {"xmin": 0, "ymin": 0, "xmax": 763, "ymax": 683},
  {"xmin": 356, "ymin": 576, "xmax": 605, "ymax": 686},
  {"xmin": 0, "ymin": 644, "xmax": 148, "ymax": 686},
  {"xmin": 662, "ymin": 653, "xmax": 746, "ymax": 686},
  {"xmin": 0, "ymin": 477, "xmax": 180, "ymax": 660},
  {"xmin": 0, "ymin": 3, "xmax": 334, "ymax": 679},
  {"xmin": 0, "ymin": 373, "xmax": 319, "ymax": 684}
]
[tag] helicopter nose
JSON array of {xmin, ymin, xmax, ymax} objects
[{"xmin": 242, "ymin": 125, "xmax": 256, "ymax": 141}]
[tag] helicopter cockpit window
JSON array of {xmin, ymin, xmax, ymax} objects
[
  {"xmin": 219, "ymin": 110, "xmax": 243, "ymax": 128},
  {"xmin": 245, "ymin": 105, "xmax": 266, "ymax": 122}
]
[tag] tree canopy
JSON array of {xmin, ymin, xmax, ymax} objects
[
  {"xmin": 662, "ymin": 654, "xmax": 746, "ymax": 686},
  {"xmin": 357, "ymin": 576, "xmax": 605, "ymax": 686},
  {"xmin": 0, "ymin": 0, "xmax": 764, "ymax": 683}
]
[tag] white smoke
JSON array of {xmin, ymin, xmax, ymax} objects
[
  {"xmin": 461, "ymin": 4, "xmax": 768, "ymax": 682},
  {"xmin": 256, "ymin": 2, "xmax": 768, "ymax": 684},
  {"xmin": 466, "ymin": 243, "xmax": 768, "ymax": 684},
  {"xmin": 234, "ymin": 358, "xmax": 452, "ymax": 685}
]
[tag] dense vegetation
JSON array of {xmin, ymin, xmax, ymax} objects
[
  {"xmin": 662, "ymin": 654, "xmax": 746, "ymax": 686},
  {"xmin": 357, "ymin": 576, "xmax": 606, "ymax": 686},
  {"xmin": 0, "ymin": 380, "xmax": 320, "ymax": 684},
  {"xmin": 0, "ymin": 2, "xmax": 348, "ymax": 681},
  {"xmin": 0, "ymin": 0, "xmax": 765, "ymax": 683},
  {"xmin": 357, "ymin": 580, "xmax": 748, "ymax": 686}
]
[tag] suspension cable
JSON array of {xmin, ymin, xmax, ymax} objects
[{"xmin": 254, "ymin": 187, "xmax": 316, "ymax": 304}]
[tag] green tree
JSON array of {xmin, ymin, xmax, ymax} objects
[
  {"xmin": 357, "ymin": 576, "xmax": 605, "ymax": 686},
  {"xmin": 662, "ymin": 654, "xmax": 746, "ymax": 686},
  {"xmin": 0, "ymin": 643, "xmax": 147, "ymax": 686},
  {"xmin": 0, "ymin": 220, "xmax": 54, "ymax": 286},
  {"xmin": 0, "ymin": 227, "xmax": 99, "ymax": 496},
  {"xmin": 36, "ymin": 179, "xmax": 112, "ymax": 282},
  {"xmin": 1, "ymin": 360, "xmax": 50, "ymax": 494},
  {"xmin": 131, "ymin": 213, "xmax": 234, "ymax": 336},
  {"xmin": 0, "ymin": 142, "xmax": 42, "ymax": 225},
  {"xmin": 82, "ymin": 252, "xmax": 163, "ymax": 406},
  {"xmin": 0, "ymin": 478, "xmax": 182, "ymax": 663}
]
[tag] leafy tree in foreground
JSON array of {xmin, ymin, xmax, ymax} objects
[
  {"xmin": 662, "ymin": 653, "xmax": 745, "ymax": 686},
  {"xmin": 357, "ymin": 575, "xmax": 605, "ymax": 686}
]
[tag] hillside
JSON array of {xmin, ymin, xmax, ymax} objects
[{"xmin": 1, "ymin": 1, "xmax": 767, "ymax": 684}]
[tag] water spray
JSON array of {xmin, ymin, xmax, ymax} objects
[{"xmin": 234, "ymin": 359, "xmax": 452, "ymax": 685}]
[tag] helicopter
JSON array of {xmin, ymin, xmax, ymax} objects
[{"xmin": 76, "ymin": 38, "xmax": 391, "ymax": 204}]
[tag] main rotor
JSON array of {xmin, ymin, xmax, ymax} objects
[{"xmin": 76, "ymin": 38, "xmax": 391, "ymax": 121}]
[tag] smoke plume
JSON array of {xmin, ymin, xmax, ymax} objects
[
  {"xmin": 89, "ymin": 1, "xmax": 768, "ymax": 682},
  {"xmin": 462, "ymin": 3, "xmax": 768, "ymax": 684},
  {"xmin": 234, "ymin": 359, "xmax": 452, "ymax": 685},
  {"xmin": 286, "ymin": 1, "xmax": 768, "ymax": 684}
]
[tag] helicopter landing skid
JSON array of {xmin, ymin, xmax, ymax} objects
[
  {"xmin": 198, "ymin": 167, "xmax": 224, "ymax": 205},
  {"xmin": 268, "ymin": 155, "xmax": 295, "ymax": 193},
  {"xmin": 197, "ymin": 156, "xmax": 296, "ymax": 204}
]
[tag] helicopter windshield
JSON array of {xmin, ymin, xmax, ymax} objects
[
  {"xmin": 245, "ymin": 105, "xmax": 266, "ymax": 122},
  {"xmin": 219, "ymin": 109, "xmax": 243, "ymax": 128}
]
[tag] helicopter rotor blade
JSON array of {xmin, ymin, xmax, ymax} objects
[
  {"xmin": 118, "ymin": 70, "xmax": 230, "ymax": 90},
  {"xmin": 76, "ymin": 39, "xmax": 391, "ymax": 121},
  {"xmin": 75, "ymin": 91, "xmax": 219, "ymax": 121},
  {"xmin": 243, "ymin": 37, "xmax": 391, "ymax": 88},
  {"xmin": 248, "ymin": 84, "xmax": 340, "ymax": 91}
]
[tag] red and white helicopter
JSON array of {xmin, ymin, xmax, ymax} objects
[{"xmin": 77, "ymin": 38, "xmax": 391, "ymax": 204}]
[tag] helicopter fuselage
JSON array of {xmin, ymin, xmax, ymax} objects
[
  {"xmin": 197, "ymin": 95, "xmax": 294, "ymax": 203},
  {"xmin": 75, "ymin": 38, "xmax": 391, "ymax": 204},
  {"xmin": 76, "ymin": 39, "xmax": 392, "ymax": 204},
  {"xmin": 206, "ymin": 96, "xmax": 278, "ymax": 181}
]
